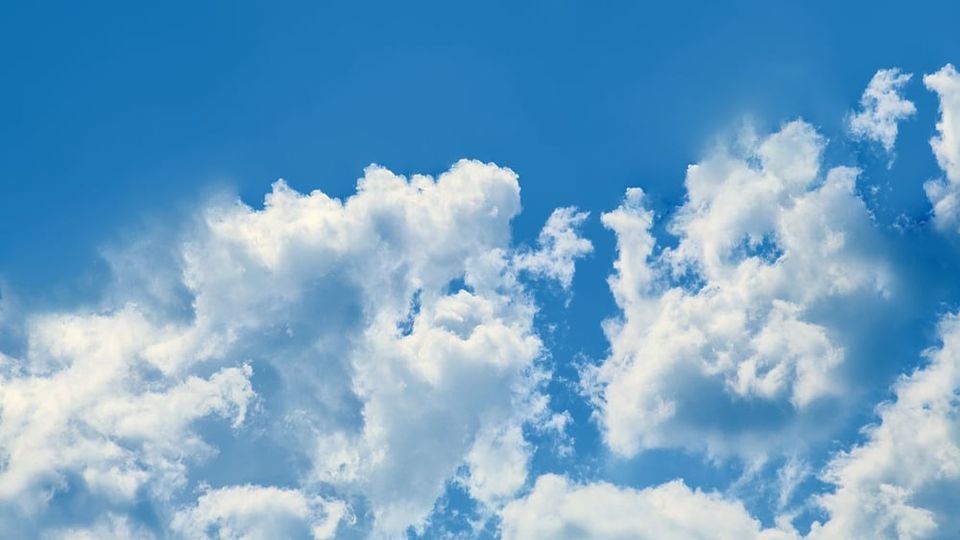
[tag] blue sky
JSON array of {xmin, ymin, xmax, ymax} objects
[{"xmin": 3, "ymin": 2, "xmax": 960, "ymax": 539}]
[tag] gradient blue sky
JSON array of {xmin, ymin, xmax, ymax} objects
[{"xmin": 3, "ymin": 2, "xmax": 960, "ymax": 539}]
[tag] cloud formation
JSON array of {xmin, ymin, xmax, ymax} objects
[
  {"xmin": 171, "ymin": 485, "xmax": 348, "ymax": 540},
  {"xmin": 847, "ymin": 68, "xmax": 916, "ymax": 156},
  {"xmin": 4, "ymin": 62, "xmax": 960, "ymax": 540},
  {"xmin": 512, "ymin": 304, "xmax": 960, "ymax": 540},
  {"xmin": 808, "ymin": 312, "xmax": 960, "ymax": 540},
  {"xmin": 500, "ymin": 474, "xmax": 798, "ymax": 540},
  {"xmin": 588, "ymin": 120, "xmax": 889, "ymax": 459},
  {"xmin": 924, "ymin": 64, "xmax": 960, "ymax": 231},
  {"xmin": 0, "ymin": 160, "xmax": 591, "ymax": 538}
]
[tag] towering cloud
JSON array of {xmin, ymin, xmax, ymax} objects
[
  {"xmin": 0, "ymin": 160, "xmax": 591, "ymax": 538},
  {"xmin": 924, "ymin": 64, "xmax": 960, "ymax": 231}
]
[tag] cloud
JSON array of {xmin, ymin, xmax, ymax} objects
[
  {"xmin": 586, "ymin": 120, "xmax": 890, "ymax": 459},
  {"xmin": 513, "ymin": 207, "xmax": 593, "ymax": 290},
  {"xmin": 847, "ymin": 68, "xmax": 916, "ymax": 156},
  {"xmin": 0, "ymin": 160, "xmax": 591, "ymax": 538},
  {"xmin": 0, "ymin": 307, "xmax": 254, "ymax": 513},
  {"xmin": 808, "ymin": 312, "xmax": 960, "ymax": 540},
  {"xmin": 923, "ymin": 64, "xmax": 960, "ymax": 231},
  {"xmin": 505, "ymin": 305, "xmax": 960, "ymax": 540},
  {"xmin": 171, "ymin": 485, "xmax": 349, "ymax": 540},
  {"xmin": 463, "ymin": 423, "xmax": 531, "ymax": 507},
  {"xmin": 7, "ymin": 61, "xmax": 960, "ymax": 540},
  {"xmin": 42, "ymin": 514, "xmax": 155, "ymax": 540},
  {"xmin": 499, "ymin": 474, "xmax": 799, "ymax": 540}
]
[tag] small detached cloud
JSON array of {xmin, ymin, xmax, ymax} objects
[
  {"xmin": 513, "ymin": 207, "xmax": 593, "ymax": 291},
  {"xmin": 847, "ymin": 68, "xmax": 916, "ymax": 159}
]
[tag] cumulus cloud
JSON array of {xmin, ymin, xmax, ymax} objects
[
  {"xmin": 503, "ymin": 305, "xmax": 960, "ymax": 540},
  {"xmin": 8, "ymin": 61, "xmax": 960, "ymax": 540},
  {"xmin": 513, "ymin": 207, "xmax": 593, "ymax": 290},
  {"xmin": 0, "ymin": 160, "xmax": 591, "ymax": 538},
  {"xmin": 587, "ymin": 120, "xmax": 890, "ymax": 459},
  {"xmin": 171, "ymin": 485, "xmax": 349, "ymax": 540},
  {"xmin": 499, "ymin": 474, "xmax": 799, "ymax": 540},
  {"xmin": 463, "ymin": 423, "xmax": 531, "ymax": 507},
  {"xmin": 42, "ymin": 514, "xmax": 155, "ymax": 540},
  {"xmin": 808, "ymin": 312, "xmax": 960, "ymax": 540},
  {"xmin": 924, "ymin": 64, "xmax": 960, "ymax": 231},
  {"xmin": 847, "ymin": 68, "xmax": 916, "ymax": 156},
  {"xmin": 0, "ymin": 307, "xmax": 254, "ymax": 514}
]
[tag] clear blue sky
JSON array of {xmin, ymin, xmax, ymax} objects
[{"xmin": 3, "ymin": 2, "xmax": 960, "ymax": 538}]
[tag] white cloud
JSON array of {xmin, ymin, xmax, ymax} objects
[
  {"xmin": 808, "ymin": 312, "xmax": 960, "ymax": 540},
  {"xmin": 502, "ymin": 302, "xmax": 960, "ymax": 540},
  {"xmin": 42, "ymin": 514, "xmax": 155, "ymax": 540},
  {"xmin": 588, "ymin": 120, "xmax": 890, "ymax": 459},
  {"xmin": 6, "ymin": 61, "xmax": 959, "ymax": 540},
  {"xmin": 539, "ymin": 307, "xmax": 960, "ymax": 540},
  {"xmin": 463, "ymin": 423, "xmax": 531, "ymax": 507},
  {"xmin": 513, "ymin": 207, "xmax": 593, "ymax": 290},
  {"xmin": 499, "ymin": 474, "xmax": 799, "ymax": 540},
  {"xmin": 0, "ymin": 160, "xmax": 591, "ymax": 538},
  {"xmin": 847, "ymin": 68, "xmax": 916, "ymax": 156},
  {"xmin": 0, "ymin": 307, "xmax": 254, "ymax": 512},
  {"xmin": 171, "ymin": 485, "xmax": 349, "ymax": 540},
  {"xmin": 923, "ymin": 64, "xmax": 960, "ymax": 231}
]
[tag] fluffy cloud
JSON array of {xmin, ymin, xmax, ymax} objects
[
  {"xmin": 0, "ymin": 307, "xmax": 254, "ymax": 516},
  {"xmin": 0, "ymin": 160, "xmax": 591, "ymax": 538},
  {"xmin": 513, "ymin": 207, "xmax": 593, "ymax": 290},
  {"xmin": 587, "ymin": 120, "xmax": 890, "ymax": 459},
  {"xmin": 42, "ymin": 514, "xmax": 155, "ymax": 540},
  {"xmin": 847, "ymin": 68, "xmax": 916, "ymax": 155},
  {"xmin": 808, "ymin": 313, "xmax": 960, "ymax": 540},
  {"xmin": 8, "ymin": 60, "xmax": 960, "ymax": 540},
  {"xmin": 171, "ymin": 485, "xmax": 348, "ymax": 540},
  {"xmin": 499, "ymin": 474, "xmax": 799, "ymax": 540},
  {"xmin": 924, "ymin": 64, "xmax": 960, "ymax": 231},
  {"xmin": 503, "ymin": 305, "xmax": 960, "ymax": 540}
]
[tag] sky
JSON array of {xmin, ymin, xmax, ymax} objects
[{"xmin": 2, "ymin": 1, "xmax": 960, "ymax": 539}]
